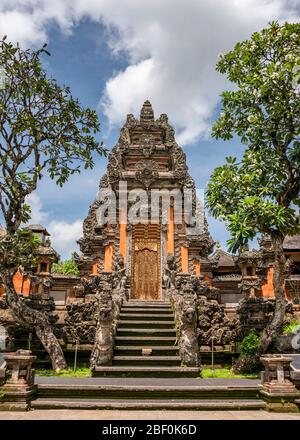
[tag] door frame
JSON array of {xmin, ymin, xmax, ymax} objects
[{"xmin": 130, "ymin": 224, "xmax": 161, "ymax": 301}]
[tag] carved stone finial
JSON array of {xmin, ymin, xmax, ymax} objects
[{"xmin": 140, "ymin": 100, "xmax": 154, "ymax": 125}]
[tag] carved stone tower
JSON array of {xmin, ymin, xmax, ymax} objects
[{"xmin": 76, "ymin": 101, "xmax": 213, "ymax": 300}]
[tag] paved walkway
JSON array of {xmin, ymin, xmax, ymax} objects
[
  {"xmin": 35, "ymin": 376, "xmax": 260, "ymax": 387},
  {"xmin": 0, "ymin": 409, "xmax": 300, "ymax": 420}
]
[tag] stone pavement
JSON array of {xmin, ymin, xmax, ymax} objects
[
  {"xmin": 35, "ymin": 376, "xmax": 260, "ymax": 387},
  {"xmin": 0, "ymin": 409, "xmax": 300, "ymax": 420}
]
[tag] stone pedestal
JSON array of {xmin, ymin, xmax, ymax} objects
[
  {"xmin": 260, "ymin": 354, "xmax": 300, "ymax": 412},
  {"xmin": 0, "ymin": 350, "xmax": 37, "ymax": 411}
]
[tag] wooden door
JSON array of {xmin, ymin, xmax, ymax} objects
[{"xmin": 131, "ymin": 224, "xmax": 161, "ymax": 300}]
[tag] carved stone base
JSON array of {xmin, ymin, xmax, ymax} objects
[
  {"xmin": 260, "ymin": 380, "xmax": 298, "ymax": 395},
  {"xmin": 0, "ymin": 384, "xmax": 37, "ymax": 411},
  {"xmin": 260, "ymin": 388, "xmax": 300, "ymax": 413},
  {"xmin": 263, "ymin": 400, "xmax": 299, "ymax": 413},
  {"xmin": 259, "ymin": 354, "xmax": 300, "ymax": 412}
]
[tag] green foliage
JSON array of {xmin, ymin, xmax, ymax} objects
[
  {"xmin": 283, "ymin": 320, "xmax": 300, "ymax": 334},
  {"xmin": 0, "ymin": 37, "xmax": 106, "ymax": 236},
  {"xmin": 212, "ymin": 21, "xmax": 300, "ymax": 149},
  {"xmin": 52, "ymin": 258, "xmax": 80, "ymax": 276},
  {"xmin": 206, "ymin": 22, "xmax": 300, "ymax": 252},
  {"xmin": 0, "ymin": 229, "xmax": 40, "ymax": 272},
  {"xmin": 240, "ymin": 330, "xmax": 260, "ymax": 357}
]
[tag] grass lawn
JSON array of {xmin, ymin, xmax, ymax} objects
[
  {"xmin": 36, "ymin": 367, "xmax": 259, "ymax": 379},
  {"xmin": 36, "ymin": 367, "xmax": 92, "ymax": 377},
  {"xmin": 201, "ymin": 368, "xmax": 259, "ymax": 379}
]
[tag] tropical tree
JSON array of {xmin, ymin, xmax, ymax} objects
[
  {"xmin": 206, "ymin": 22, "xmax": 300, "ymax": 363},
  {"xmin": 52, "ymin": 257, "xmax": 80, "ymax": 276},
  {"xmin": 0, "ymin": 37, "xmax": 105, "ymax": 370}
]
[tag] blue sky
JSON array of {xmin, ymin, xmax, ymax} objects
[{"xmin": 0, "ymin": 1, "xmax": 299, "ymax": 259}]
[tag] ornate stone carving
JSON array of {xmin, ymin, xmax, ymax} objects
[
  {"xmin": 197, "ymin": 295, "xmax": 238, "ymax": 346},
  {"xmin": 107, "ymin": 145, "xmax": 123, "ymax": 182},
  {"xmin": 112, "ymin": 254, "xmax": 128, "ymax": 299},
  {"xmin": 29, "ymin": 275, "xmax": 53, "ymax": 295},
  {"xmin": 163, "ymin": 253, "xmax": 177, "ymax": 291},
  {"xmin": 239, "ymin": 277, "xmax": 263, "ymax": 299},
  {"xmin": 99, "ymin": 173, "xmax": 109, "ymax": 189},
  {"xmin": 140, "ymin": 134, "xmax": 156, "ymax": 157},
  {"xmin": 90, "ymin": 285, "xmax": 113, "ymax": 368},
  {"xmin": 156, "ymin": 113, "xmax": 175, "ymax": 146},
  {"xmin": 135, "ymin": 160, "xmax": 159, "ymax": 189},
  {"xmin": 179, "ymin": 283, "xmax": 200, "ymax": 367},
  {"xmin": 118, "ymin": 126, "xmax": 131, "ymax": 148},
  {"xmin": 171, "ymin": 143, "xmax": 188, "ymax": 181},
  {"xmin": 64, "ymin": 299, "xmax": 97, "ymax": 343}
]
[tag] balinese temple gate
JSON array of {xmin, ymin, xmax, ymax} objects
[
  {"xmin": 76, "ymin": 100, "xmax": 213, "ymax": 301},
  {"xmin": 0, "ymin": 101, "xmax": 299, "ymax": 377}
]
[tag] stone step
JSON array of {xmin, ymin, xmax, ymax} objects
[
  {"xmin": 115, "ymin": 336, "xmax": 177, "ymax": 346},
  {"xmin": 31, "ymin": 398, "xmax": 266, "ymax": 410},
  {"xmin": 121, "ymin": 307, "xmax": 173, "ymax": 316},
  {"xmin": 120, "ymin": 313, "xmax": 174, "ymax": 320},
  {"xmin": 117, "ymin": 328, "xmax": 177, "ymax": 337},
  {"xmin": 118, "ymin": 320, "xmax": 175, "ymax": 329},
  {"xmin": 112, "ymin": 355, "xmax": 181, "ymax": 367},
  {"xmin": 36, "ymin": 382, "xmax": 260, "ymax": 400},
  {"xmin": 92, "ymin": 366, "xmax": 201, "ymax": 378},
  {"xmin": 114, "ymin": 346, "xmax": 179, "ymax": 356},
  {"xmin": 123, "ymin": 301, "xmax": 172, "ymax": 310}
]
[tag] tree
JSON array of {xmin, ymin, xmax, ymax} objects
[
  {"xmin": 0, "ymin": 37, "xmax": 106, "ymax": 370},
  {"xmin": 206, "ymin": 22, "xmax": 300, "ymax": 362},
  {"xmin": 52, "ymin": 257, "xmax": 80, "ymax": 276}
]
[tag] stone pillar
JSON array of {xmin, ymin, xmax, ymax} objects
[
  {"xmin": 104, "ymin": 244, "xmax": 113, "ymax": 272},
  {"xmin": 0, "ymin": 350, "xmax": 37, "ymax": 411},
  {"xmin": 92, "ymin": 258, "xmax": 99, "ymax": 275},
  {"xmin": 119, "ymin": 222, "xmax": 127, "ymax": 261},
  {"xmin": 260, "ymin": 355, "xmax": 300, "ymax": 412},
  {"xmin": 180, "ymin": 246, "xmax": 189, "ymax": 273},
  {"xmin": 166, "ymin": 206, "xmax": 174, "ymax": 255},
  {"xmin": 261, "ymin": 266, "xmax": 275, "ymax": 298},
  {"xmin": 193, "ymin": 258, "xmax": 201, "ymax": 276}
]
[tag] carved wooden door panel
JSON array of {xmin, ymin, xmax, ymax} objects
[{"xmin": 131, "ymin": 224, "xmax": 161, "ymax": 300}]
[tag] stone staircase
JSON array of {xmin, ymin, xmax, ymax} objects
[
  {"xmin": 31, "ymin": 378, "xmax": 264, "ymax": 411},
  {"xmin": 30, "ymin": 301, "xmax": 266, "ymax": 411},
  {"xmin": 93, "ymin": 300, "xmax": 201, "ymax": 377}
]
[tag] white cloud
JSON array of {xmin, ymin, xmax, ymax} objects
[
  {"xmin": 96, "ymin": 0, "xmax": 300, "ymax": 144},
  {"xmin": 26, "ymin": 193, "xmax": 48, "ymax": 224},
  {"xmin": 0, "ymin": 0, "xmax": 299, "ymax": 144},
  {"xmin": 47, "ymin": 219, "xmax": 83, "ymax": 259}
]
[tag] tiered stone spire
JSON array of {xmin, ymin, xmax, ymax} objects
[{"xmin": 140, "ymin": 100, "xmax": 154, "ymax": 125}]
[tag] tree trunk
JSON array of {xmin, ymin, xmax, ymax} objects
[
  {"xmin": 3, "ymin": 271, "xmax": 67, "ymax": 372},
  {"xmin": 257, "ymin": 233, "xmax": 287, "ymax": 356}
]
